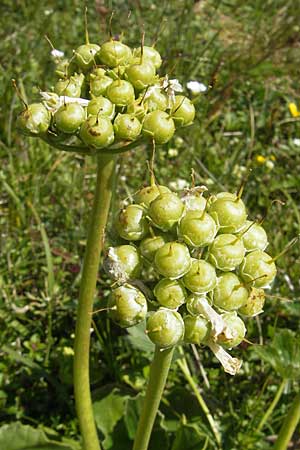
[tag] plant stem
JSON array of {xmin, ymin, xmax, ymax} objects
[
  {"xmin": 133, "ymin": 346, "xmax": 175, "ymax": 450},
  {"xmin": 274, "ymin": 392, "xmax": 300, "ymax": 450},
  {"xmin": 73, "ymin": 153, "xmax": 116, "ymax": 450},
  {"xmin": 177, "ymin": 352, "xmax": 222, "ymax": 448},
  {"xmin": 256, "ymin": 378, "xmax": 287, "ymax": 433}
]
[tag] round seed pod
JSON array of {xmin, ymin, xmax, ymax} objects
[
  {"xmin": 208, "ymin": 192, "xmax": 247, "ymax": 233},
  {"xmin": 217, "ymin": 312, "xmax": 246, "ymax": 348},
  {"xmin": 134, "ymin": 184, "xmax": 171, "ymax": 209},
  {"xmin": 149, "ymin": 192, "xmax": 184, "ymax": 231},
  {"xmin": 178, "ymin": 210, "xmax": 217, "ymax": 247},
  {"xmin": 184, "ymin": 315, "xmax": 211, "ymax": 344},
  {"xmin": 87, "ymin": 97, "xmax": 115, "ymax": 120},
  {"xmin": 181, "ymin": 193, "xmax": 207, "ymax": 212},
  {"xmin": 79, "ymin": 115, "xmax": 114, "ymax": 149},
  {"xmin": 133, "ymin": 46, "xmax": 162, "ymax": 69},
  {"xmin": 239, "ymin": 287, "xmax": 265, "ymax": 317},
  {"xmin": 17, "ymin": 103, "xmax": 51, "ymax": 135},
  {"xmin": 107, "ymin": 80, "xmax": 135, "ymax": 107},
  {"xmin": 98, "ymin": 40, "xmax": 132, "ymax": 67},
  {"xmin": 90, "ymin": 74, "xmax": 113, "ymax": 97},
  {"xmin": 146, "ymin": 308, "xmax": 184, "ymax": 348},
  {"xmin": 208, "ymin": 234, "xmax": 246, "ymax": 271},
  {"xmin": 108, "ymin": 284, "xmax": 147, "ymax": 328},
  {"xmin": 239, "ymin": 250, "xmax": 276, "ymax": 288},
  {"xmin": 154, "ymin": 242, "xmax": 191, "ymax": 279},
  {"xmin": 154, "ymin": 278, "xmax": 187, "ymax": 309},
  {"xmin": 143, "ymin": 88, "xmax": 168, "ymax": 112},
  {"xmin": 240, "ymin": 221, "xmax": 268, "ymax": 252},
  {"xmin": 125, "ymin": 60, "xmax": 156, "ymax": 90},
  {"xmin": 183, "ymin": 259, "xmax": 217, "ymax": 294},
  {"xmin": 213, "ymin": 273, "xmax": 248, "ymax": 311},
  {"xmin": 103, "ymin": 245, "xmax": 142, "ymax": 282},
  {"xmin": 139, "ymin": 235, "xmax": 167, "ymax": 262},
  {"xmin": 142, "ymin": 111, "xmax": 175, "ymax": 144},
  {"xmin": 116, "ymin": 204, "xmax": 148, "ymax": 241},
  {"xmin": 113, "ymin": 113, "xmax": 142, "ymax": 141},
  {"xmin": 55, "ymin": 74, "xmax": 84, "ymax": 97},
  {"xmin": 186, "ymin": 293, "xmax": 211, "ymax": 316},
  {"xmin": 54, "ymin": 103, "xmax": 86, "ymax": 134},
  {"xmin": 126, "ymin": 99, "xmax": 147, "ymax": 121},
  {"xmin": 74, "ymin": 43, "xmax": 100, "ymax": 70},
  {"xmin": 171, "ymin": 95, "xmax": 195, "ymax": 127}
]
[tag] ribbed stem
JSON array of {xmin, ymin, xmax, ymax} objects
[
  {"xmin": 133, "ymin": 346, "xmax": 175, "ymax": 450},
  {"xmin": 256, "ymin": 378, "xmax": 287, "ymax": 433},
  {"xmin": 274, "ymin": 392, "xmax": 300, "ymax": 450},
  {"xmin": 73, "ymin": 153, "xmax": 116, "ymax": 450}
]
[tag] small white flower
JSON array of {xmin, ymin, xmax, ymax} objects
[
  {"xmin": 293, "ymin": 138, "xmax": 300, "ymax": 147},
  {"xmin": 168, "ymin": 148, "xmax": 178, "ymax": 158},
  {"xmin": 51, "ymin": 48, "xmax": 65, "ymax": 59},
  {"xmin": 161, "ymin": 76, "xmax": 183, "ymax": 107},
  {"xmin": 207, "ymin": 340, "xmax": 242, "ymax": 375},
  {"xmin": 40, "ymin": 91, "xmax": 90, "ymax": 113},
  {"xmin": 187, "ymin": 80, "xmax": 207, "ymax": 95}
]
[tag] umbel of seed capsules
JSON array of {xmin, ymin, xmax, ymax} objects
[
  {"xmin": 16, "ymin": 37, "xmax": 195, "ymax": 150},
  {"xmin": 104, "ymin": 182, "xmax": 277, "ymax": 375}
]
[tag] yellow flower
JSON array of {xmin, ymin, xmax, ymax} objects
[
  {"xmin": 289, "ymin": 102, "xmax": 300, "ymax": 118},
  {"xmin": 256, "ymin": 155, "xmax": 266, "ymax": 164}
]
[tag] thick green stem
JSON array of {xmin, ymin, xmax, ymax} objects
[
  {"xmin": 274, "ymin": 392, "xmax": 300, "ymax": 450},
  {"xmin": 256, "ymin": 378, "xmax": 287, "ymax": 433},
  {"xmin": 133, "ymin": 346, "xmax": 175, "ymax": 450},
  {"xmin": 73, "ymin": 153, "xmax": 116, "ymax": 450}
]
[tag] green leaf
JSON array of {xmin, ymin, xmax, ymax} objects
[
  {"xmin": 171, "ymin": 422, "xmax": 208, "ymax": 450},
  {"xmin": 93, "ymin": 388, "xmax": 129, "ymax": 449},
  {"xmin": 126, "ymin": 321, "xmax": 155, "ymax": 354},
  {"xmin": 253, "ymin": 329, "xmax": 300, "ymax": 380},
  {"xmin": 0, "ymin": 422, "xmax": 80, "ymax": 450}
]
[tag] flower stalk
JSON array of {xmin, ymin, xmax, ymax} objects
[{"xmin": 73, "ymin": 153, "xmax": 116, "ymax": 450}]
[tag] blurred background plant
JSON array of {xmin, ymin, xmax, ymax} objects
[{"xmin": 0, "ymin": 0, "xmax": 299, "ymax": 449}]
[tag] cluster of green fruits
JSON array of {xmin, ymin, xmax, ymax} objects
[
  {"xmin": 104, "ymin": 182, "xmax": 277, "ymax": 375},
  {"xmin": 16, "ymin": 38, "xmax": 195, "ymax": 152}
]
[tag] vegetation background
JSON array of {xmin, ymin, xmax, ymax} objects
[{"xmin": 0, "ymin": 0, "xmax": 299, "ymax": 449}]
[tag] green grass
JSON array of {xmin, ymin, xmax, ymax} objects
[{"xmin": 0, "ymin": 1, "xmax": 300, "ymax": 449}]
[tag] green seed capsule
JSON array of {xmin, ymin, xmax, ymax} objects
[
  {"xmin": 186, "ymin": 293, "xmax": 211, "ymax": 316},
  {"xmin": 134, "ymin": 184, "xmax": 171, "ymax": 208},
  {"xmin": 17, "ymin": 103, "xmax": 51, "ymax": 136},
  {"xmin": 238, "ymin": 287, "xmax": 265, "ymax": 317},
  {"xmin": 103, "ymin": 245, "xmax": 142, "ymax": 281},
  {"xmin": 146, "ymin": 308, "xmax": 184, "ymax": 348},
  {"xmin": 217, "ymin": 312, "xmax": 246, "ymax": 348},
  {"xmin": 107, "ymin": 80, "xmax": 135, "ymax": 107},
  {"xmin": 133, "ymin": 46, "xmax": 162, "ymax": 69},
  {"xmin": 108, "ymin": 284, "xmax": 147, "ymax": 328},
  {"xmin": 208, "ymin": 234, "xmax": 246, "ymax": 271},
  {"xmin": 142, "ymin": 111, "xmax": 175, "ymax": 144},
  {"xmin": 98, "ymin": 40, "xmax": 132, "ymax": 67},
  {"xmin": 213, "ymin": 273, "xmax": 248, "ymax": 311},
  {"xmin": 239, "ymin": 250, "xmax": 276, "ymax": 288},
  {"xmin": 171, "ymin": 95, "xmax": 195, "ymax": 127},
  {"xmin": 154, "ymin": 278, "xmax": 187, "ymax": 309},
  {"xmin": 54, "ymin": 103, "xmax": 86, "ymax": 134},
  {"xmin": 143, "ymin": 88, "xmax": 168, "ymax": 112},
  {"xmin": 79, "ymin": 115, "xmax": 114, "ymax": 149},
  {"xmin": 126, "ymin": 99, "xmax": 147, "ymax": 121},
  {"xmin": 87, "ymin": 96, "xmax": 115, "ymax": 120},
  {"xmin": 184, "ymin": 315, "xmax": 211, "ymax": 344},
  {"xmin": 181, "ymin": 193, "xmax": 207, "ymax": 212},
  {"xmin": 240, "ymin": 220, "xmax": 269, "ymax": 252},
  {"xmin": 126, "ymin": 60, "xmax": 156, "ymax": 90},
  {"xmin": 154, "ymin": 242, "xmax": 191, "ymax": 279},
  {"xmin": 116, "ymin": 204, "xmax": 149, "ymax": 241},
  {"xmin": 209, "ymin": 192, "xmax": 247, "ymax": 233},
  {"xmin": 90, "ymin": 74, "xmax": 113, "ymax": 97},
  {"xmin": 113, "ymin": 113, "xmax": 142, "ymax": 141},
  {"xmin": 149, "ymin": 192, "xmax": 184, "ymax": 231},
  {"xmin": 55, "ymin": 73, "xmax": 85, "ymax": 98},
  {"xmin": 178, "ymin": 210, "xmax": 217, "ymax": 247},
  {"xmin": 139, "ymin": 235, "xmax": 167, "ymax": 262},
  {"xmin": 74, "ymin": 43, "xmax": 100, "ymax": 70},
  {"xmin": 183, "ymin": 259, "xmax": 217, "ymax": 294}
]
